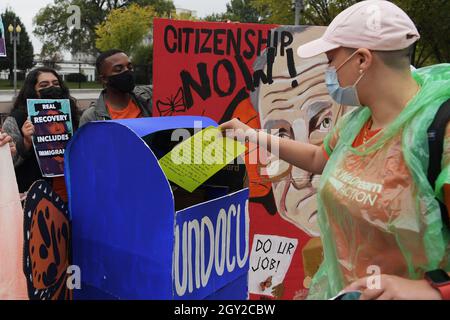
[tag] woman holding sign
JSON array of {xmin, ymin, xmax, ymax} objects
[
  {"xmin": 220, "ymin": 1, "xmax": 450, "ymax": 300},
  {"xmin": 2, "ymin": 67, "xmax": 79, "ymax": 201}
]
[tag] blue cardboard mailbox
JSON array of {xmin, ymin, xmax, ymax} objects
[{"xmin": 65, "ymin": 116, "xmax": 250, "ymax": 300}]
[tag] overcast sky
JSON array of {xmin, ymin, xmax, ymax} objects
[{"xmin": 0, "ymin": 0, "xmax": 229, "ymax": 56}]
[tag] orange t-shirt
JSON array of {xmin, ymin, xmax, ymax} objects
[
  {"xmin": 106, "ymin": 99, "xmax": 141, "ymax": 120},
  {"xmin": 322, "ymin": 119, "xmax": 450, "ymax": 216},
  {"xmin": 321, "ymin": 120, "xmax": 381, "ymax": 158},
  {"xmin": 351, "ymin": 120, "xmax": 382, "ymax": 148}
]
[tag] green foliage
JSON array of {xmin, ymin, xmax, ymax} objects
[
  {"xmin": 133, "ymin": 44, "xmax": 153, "ymax": 84},
  {"xmin": 95, "ymin": 4, "xmax": 155, "ymax": 55},
  {"xmin": 250, "ymin": 0, "xmax": 294, "ymax": 24},
  {"xmin": 133, "ymin": 44, "xmax": 153, "ymax": 65},
  {"xmin": 204, "ymin": 0, "xmax": 260, "ymax": 23},
  {"xmin": 391, "ymin": 0, "xmax": 450, "ymax": 66},
  {"xmin": 302, "ymin": 0, "xmax": 360, "ymax": 25},
  {"xmin": 0, "ymin": 9, "xmax": 34, "ymax": 73},
  {"xmin": 33, "ymin": 0, "xmax": 175, "ymax": 56},
  {"xmin": 203, "ymin": 13, "xmax": 227, "ymax": 22},
  {"xmin": 208, "ymin": 0, "xmax": 448, "ymax": 66},
  {"xmin": 66, "ymin": 72, "xmax": 87, "ymax": 82},
  {"xmin": 225, "ymin": 0, "xmax": 261, "ymax": 23}
]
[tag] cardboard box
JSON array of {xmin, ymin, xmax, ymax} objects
[{"xmin": 65, "ymin": 116, "xmax": 250, "ymax": 299}]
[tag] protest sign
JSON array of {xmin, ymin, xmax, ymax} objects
[
  {"xmin": 0, "ymin": 16, "xmax": 6, "ymax": 57},
  {"xmin": 27, "ymin": 99, "xmax": 73, "ymax": 177},
  {"xmin": 23, "ymin": 180, "xmax": 72, "ymax": 300},
  {"xmin": 248, "ymin": 235, "xmax": 298, "ymax": 297},
  {"xmin": 153, "ymin": 19, "xmax": 338, "ymax": 299}
]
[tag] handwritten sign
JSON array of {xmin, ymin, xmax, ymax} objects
[
  {"xmin": 159, "ymin": 126, "xmax": 246, "ymax": 193},
  {"xmin": 248, "ymin": 235, "xmax": 298, "ymax": 297}
]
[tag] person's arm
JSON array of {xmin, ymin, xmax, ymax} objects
[
  {"xmin": 79, "ymin": 107, "xmax": 97, "ymax": 127},
  {"xmin": 219, "ymin": 118, "xmax": 328, "ymax": 175},
  {"xmin": 1, "ymin": 116, "xmax": 32, "ymax": 166}
]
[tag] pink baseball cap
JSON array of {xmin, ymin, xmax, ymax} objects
[{"xmin": 297, "ymin": 0, "xmax": 420, "ymax": 58}]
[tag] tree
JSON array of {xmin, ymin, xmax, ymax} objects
[
  {"xmin": 204, "ymin": 13, "xmax": 227, "ymax": 22},
  {"xmin": 133, "ymin": 44, "xmax": 153, "ymax": 65},
  {"xmin": 171, "ymin": 11, "xmax": 198, "ymax": 21},
  {"xmin": 204, "ymin": 0, "xmax": 261, "ymax": 23},
  {"xmin": 302, "ymin": 0, "xmax": 360, "ymax": 25},
  {"xmin": 224, "ymin": 0, "xmax": 448, "ymax": 66},
  {"xmin": 39, "ymin": 42, "xmax": 63, "ymax": 67},
  {"xmin": 392, "ymin": 0, "xmax": 450, "ymax": 67},
  {"xmin": 132, "ymin": 44, "xmax": 153, "ymax": 84},
  {"xmin": 33, "ymin": 0, "xmax": 175, "ymax": 56},
  {"xmin": 135, "ymin": 0, "xmax": 174, "ymax": 16},
  {"xmin": 95, "ymin": 4, "xmax": 155, "ymax": 55},
  {"xmin": 224, "ymin": 0, "xmax": 261, "ymax": 23},
  {"xmin": 40, "ymin": 48, "xmax": 63, "ymax": 70},
  {"xmin": 0, "ymin": 9, "xmax": 34, "ymax": 80},
  {"xmin": 250, "ymin": 0, "xmax": 294, "ymax": 24},
  {"xmin": 300, "ymin": 0, "xmax": 449, "ymax": 66},
  {"xmin": 250, "ymin": 0, "xmax": 360, "ymax": 25}
]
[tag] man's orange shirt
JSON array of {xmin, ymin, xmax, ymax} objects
[{"xmin": 107, "ymin": 99, "xmax": 142, "ymax": 120}]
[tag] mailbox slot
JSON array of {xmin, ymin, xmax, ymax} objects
[{"xmin": 143, "ymin": 128, "xmax": 247, "ymax": 211}]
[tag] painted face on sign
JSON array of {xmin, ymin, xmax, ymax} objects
[
  {"xmin": 256, "ymin": 27, "xmax": 342, "ymax": 237},
  {"xmin": 44, "ymin": 110, "xmax": 66, "ymax": 135}
]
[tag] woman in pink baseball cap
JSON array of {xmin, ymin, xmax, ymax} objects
[{"xmin": 221, "ymin": 0, "xmax": 450, "ymax": 300}]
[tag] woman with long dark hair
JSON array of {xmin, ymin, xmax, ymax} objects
[{"xmin": 2, "ymin": 67, "xmax": 80, "ymax": 200}]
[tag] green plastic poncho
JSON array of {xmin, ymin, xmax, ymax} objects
[{"xmin": 308, "ymin": 64, "xmax": 450, "ymax": 300}]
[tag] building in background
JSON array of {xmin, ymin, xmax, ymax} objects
[
  {"xmin": 0, "ymin": 52, "xmax": 96, "ymax": 82},
  {"xmin": 33, "ymin": 52, "xmax": 96, "ymax": 82},
  {"xmin": 72, "ymin": 52, "xmax": 96, "ymax": 64},
  {"xmin": 175, "ymin": 7, "xmax": 197, "ymax": 17}
]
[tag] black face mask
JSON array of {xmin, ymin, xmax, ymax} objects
[
  {"xmin": 38, "ymin": 86, "xmax": 65, "ymax": 99},
  {"xmin": 107, "ymin": 70, "xmax": 135, "ymax": 93}
]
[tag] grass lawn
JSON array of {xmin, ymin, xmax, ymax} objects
[
  {"xmin": 0, "ymin": 79, "xmax": 24, "ymax": 89},
  {"xmin": 0, "ymin": 79, "xmax": 102, "ymax": 90}
]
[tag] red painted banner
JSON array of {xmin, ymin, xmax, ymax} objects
[{"xmin": 153, "ymin": 18, "xmax": 342, "ymax": 299}]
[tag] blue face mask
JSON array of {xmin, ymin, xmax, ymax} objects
[{"xmin": 325, "ymin": 51, "xmax": 365, "ymax": 106}]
